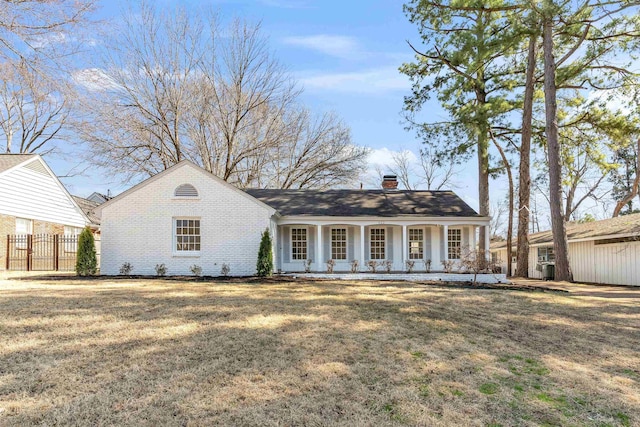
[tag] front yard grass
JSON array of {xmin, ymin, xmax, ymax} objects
[{"xmin": 0, "ymin": 277, "xmax": 638, "ymax": 426}]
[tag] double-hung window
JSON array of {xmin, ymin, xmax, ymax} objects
[
  {"xmin": 15, "ymin": 218, "xmax": 32, "ymax": 235},
  {"xmin": 538, "ymin": 247, "xmax": 554, "ymax": 262},
  {"xmin": 63, "ymin": 226, "xmax": 83, "ymax": 253},
  {"xmin": 15, "ymin": 218, "xmax": 32, "ymax": 249},
  {"xmin": 409, "ymin": 228, "xmax": 423, "ymax": 260},
  {"xmin": 331, "ymin": 228, "xmax": 347, "ymax": 260},
  {"xmin": 370, "ymin": 228, "xmax": 385, "ymax": 260},
  {"xmin": 175, "ymin": 218, "xmax": 201, "ymax": 253},
  {"xmin": 291, "ymin": 228, "xmax": 307, "ymax": 261},
  {"xmin": 448, "ymin": 228, "xmax": 462, "ymax": 260}
]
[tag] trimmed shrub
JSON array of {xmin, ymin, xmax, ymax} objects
[
  {"xmin": 155, "ymin": 263, "xmax": 167, "ymax": 276},
  {"xmin": 75, "ymin": 227, "xmax": 97, "ymax": 276},
  {"xmin": 221, "ymin": 263, "xmax": 230, "ymax": 276},
  {"xmin": 190, "ymin": 264, "xmax": 202, "ymax": 277},
  {"xmin": 256, "ymin": 228, "xmax": 273, "ymax": 277},
  {"xmin": 119, "ymin": 262, "xmax": 133, "ymax": 275},
  {"xmin": 326, "ymin": 259, "xmax": 335, "ymax": 273}
]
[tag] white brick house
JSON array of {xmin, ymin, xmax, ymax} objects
[
  {"xmin": 96, "ymin": 161, "xmax": 490, "ymax": 276},
  {"xmin": 96, "ymin": 161, "xmax": 277, "ymax": 276}
]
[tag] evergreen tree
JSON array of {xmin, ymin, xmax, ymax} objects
[
  {"xmin": 256, "ymin": 228, "xmax": 273, "ymax": 277},
  {"xmin": 400, "ymin": 1, "xmax": 523, "ymax": 263},
  {"xmin": 75, "ymin": 227, "xmax": 97, "ymax": 276}
]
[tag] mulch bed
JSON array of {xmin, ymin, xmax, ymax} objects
[{"xmin": 7, "ymin": 273, "xmax": 569, "ymax": 293}]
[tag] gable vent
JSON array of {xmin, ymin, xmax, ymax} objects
[
  {"xmin": 174, "ymin": 184, "xmax": 198, "ymax": 197},
  {"xmin": 23, "ymin": 159, "xmax": 49, "ymax": 176}
]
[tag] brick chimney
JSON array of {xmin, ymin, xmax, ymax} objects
[{"xmin": 382, "ymin": 174, "xmax": 398, "ymax": 190}]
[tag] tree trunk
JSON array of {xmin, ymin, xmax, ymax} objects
[
  {"xmin": 613, "ymin": 138, "xmax": 640, "ymax": 217},
  {"xmin": 491, "ymin": 134, "xmax": 514, "ymax": 277},
  {"xmin": 476, "ymin": 80, "xmax": 490, "ymax": 263},
  {"xmin": 542, "ymin": 13, "xmax": 573, "ymax": 282},
  {"xmin": 516, "ymin": 33, "xmax": 537, "ymax": 278},
  {"xmin": 478, "ymin": 129, "xmax": 490, "ymax": 263}
]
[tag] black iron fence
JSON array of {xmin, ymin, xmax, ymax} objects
[{"xmin": 5, "ymin": 234, "xmax": 78, "ymax": 271}]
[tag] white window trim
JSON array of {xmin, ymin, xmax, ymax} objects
[
  {"xmin": 63, "ymin": 226, "xmax": 83, "ymax": 254},
  {"xmin": 447, "ymin": 227, "xmax": 462, "ymax": 260},
  {"xmin": 537, "ymin": 246, "xmax": 554, "ymax": 262},
  {"xmin": 290, "ymin": 226, "xmax": 309, "ymax": 262},
  {"xmin": 15, "ymin": 218, "xmax": 32, "ymax": 249},
  {"xmin": 64, "ymin": 226, "xmax": 83, "ymax": 236},
  {"xmin": 15, "ymin": 218, "xmax": 33, "ymax": 235},
  {"xmin": 330, "ymin": 226, "xmax": 348, "ymax": 262},
  {"xmin": 369, "ymin": 227, "xmax": 386, "ymax": 260},
  {"xmin": 408, "ymin": 227, "xmax": 424, "ymax": 260},
  {"xmin": 173, "ymin": 217, "xmax": 201, "ymax": 257}
]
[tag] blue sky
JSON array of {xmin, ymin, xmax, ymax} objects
[{"xmin": 54, "ymin": 0, "xmax": 496, "ymax": 211}]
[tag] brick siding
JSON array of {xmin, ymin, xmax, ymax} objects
[
  {"xmin": 0, "ymin": 214, "xmax": 70, "ymax": 270},
  {"xmin": 100, "ymin": 164, "xmax": 275, "ymax": 276}
]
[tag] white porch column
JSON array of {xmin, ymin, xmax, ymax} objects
[
  {"xmin": 360, "ymin": 225, "xmax": 366, "ymax": 272},
  {"xmin": 472, "ymin": 226, "xmax": 477, "ymax": 250},
  {"xmin": 443, "ymin": 225, "xmax": 449, "ymax": 262},
  {"xmin": 402, "ymin": 225, "xmax": 407, "ymax": 265},
  {"xmin": 317, "ymin": 225, "xmax": 323, "ymax": 271},
  {"xmin": 484, "ymin": 224, "xmax": 490, "ymax": 254},
  {"xmin": 431, "ymin": 226, "xmax": 439, "ymax": 267},
  {"xmin": 279, "ymin": 226, "xmax": 283, "ymax": 272}
]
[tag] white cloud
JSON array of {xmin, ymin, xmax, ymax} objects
[
  {"xmin": 361, "ymin": 147, "xmax": 418, "ymax": 188},
  {"xmin": 282, "ymin": 34, "xmax": 360, "ymax": 58},
  {"xmin": 72, "ymin": 68, "xmax": 119, "ymax": 92},
  {"xmin": 368, "ymin": 147, "xmax": 417, "ymax": 169},
  {"xmin": 30, "ymin": 32, "xmax": 69, "ymax": 49},
  {"xmin": 299, "ymin": 66, "xmax": 410, "ymax": 94}
]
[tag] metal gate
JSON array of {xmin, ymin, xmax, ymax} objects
[{"xmin": 5, "ymin": 234, "xmax": 78, "ymax": 271}]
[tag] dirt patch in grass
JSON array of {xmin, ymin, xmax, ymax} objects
[{"xmin": 0, "ymin": 278, "xmax": 638, "ymax": 426}]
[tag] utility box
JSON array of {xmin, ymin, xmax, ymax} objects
[{"xmin": 543, "ymin": 263, "xmax": 555, "ymax": 281}]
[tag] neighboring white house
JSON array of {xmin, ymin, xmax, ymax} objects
[
  {"xmin": 491, "ymin": 214, "xmax": 640, "ymax": 286},
  {"xmin": 96, "ymin": 161, "xmax": 491, "ymax": 276},
  {"xmin": 0, "ymin": 154, "xmax": 96, "ymax": 270}
]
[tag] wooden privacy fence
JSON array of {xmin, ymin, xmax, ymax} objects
[{"xmin": 5, "ymin": 234, "xmax": 79, "ymax": 271}]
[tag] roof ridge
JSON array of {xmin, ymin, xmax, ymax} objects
[{"xmin": 244, "ymin": 188, "xmax": 453, "ymax": 192}]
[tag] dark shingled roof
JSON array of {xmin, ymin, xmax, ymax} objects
[
  {"xmin": 491, "ymin": 213, "xmax": 640, "ymax": 249},
  {"xmin": 0, "ymin": 154, "xmax": 36, "ymax": 173},
  {"xmin": 244, "ymin": 189, "xmax": 481, "ymax": 217}
]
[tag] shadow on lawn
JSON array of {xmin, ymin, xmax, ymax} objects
[{"xmin": 0, "ymin": 280, "xmax": 638, "ymax": 426}]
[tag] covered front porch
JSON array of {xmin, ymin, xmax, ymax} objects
[{"xmin": 275, "ymin": 219, "xmax": 490, "ymax": 273}]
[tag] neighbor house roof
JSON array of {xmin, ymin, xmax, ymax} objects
[
  {"xmin": 0, "ymin": 154, "xmax": 36, "ymax": 174},
  {"xmin": 72, "ymin": 196, "xmax": 101, "ymax": 226},
  {"xmin": 244, "ymin": 189, "xmax": 481, "ymax": 217},
  {"xmin": 86, "ymin": 192, "xmax": 111, "ymax": 205},
  {"xmin": 491, "ymin": 213, "xmax": 640, "ymax": 250}
]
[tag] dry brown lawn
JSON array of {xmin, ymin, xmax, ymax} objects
[{"xmin": 0, "ymin": 277, "xmax": 638, "ymax": 426}]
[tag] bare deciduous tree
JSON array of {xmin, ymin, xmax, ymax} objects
[
  {"xmin": 390, "ymin": 150, "xmax": 415, "ymax": 190},
  {"xmin": 74, "ymin": 4, "xmax": 367, "ymax": 188},
  {"xmin": 0, "ymin": 59, "xmax": 70, "ymax": 153},
  {"xmin": 418, "ymin": 146, "xmax": 457, "ymax": 190},
  {"xmin": 490, "ymin": 199, "xmax": 508, "ymax": 241},
  {"xmin": 0, "ymin": 0, "xmax": 96, "ymax": 66},
  {"xmin": 385, "ymin": 146, "xmax": 458, "ymax": 190}
]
